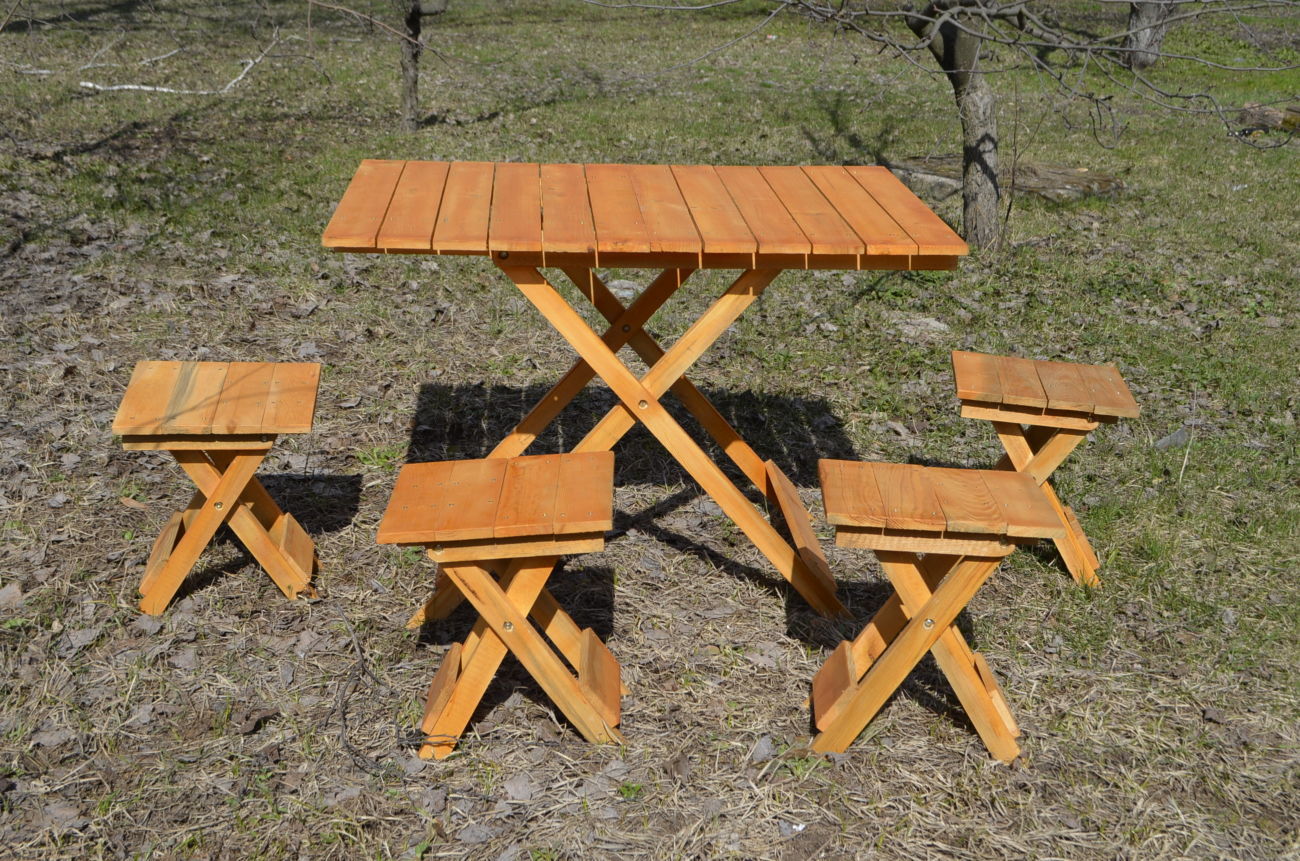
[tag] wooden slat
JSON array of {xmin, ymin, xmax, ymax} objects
[
  {"xmin": 540, "ymin": 163, "xmax": 597, "ymax": 256},
  {"xmin": 377, "ymin": 460, "xmax": 457, "ymax": 544},
  {"xmin": 766, "ymin": 461, "xmax": 837, "ymax": 598},
  {"xmin": 494, "ymin": 454, "xmax": 561, "ymax": 539},
  {"xmin": 431, "ymin": 161, "xmax": 495, "ymax": 254},
  {"xmin": 836, "ymin": 528, "xmax": 1013, "ymax": 556},
  {"xmin": 377, "ymin": 160, "xmax": 449, "ymax": 251},
  {"xmin": 977, "ymin": 471, "xmax": 1065, "ymax": 540},
  {"xmin": 819, "ymin": 459, "xmax": 887, "ymax": 528},
  {"xmin": 437, "ymin": 458, "xmax": 509, "ymax": 542},
  {"xmin": 714, "ymin": 166, "xmax": 810, "ymax": 259},
  {"xmin": 488, "ymin": 162, "xmax": 543, "ymax": 255},
  {"xmin": 261, "ymin": 363, "xmax": 319, "ymax": 434},
  {"xmin": 812, "ymin": 640, "xmax": 856, "ymax": 731},
  {"xmin": 554, "ymin": 451, "xmax": 615, "ymax": 536},
  {"xmin": 994, "ymin": 355, "xmax": 1049, "ymax": 409},
  {"xmin": 586, "ymin": 163, "xmax": 652, "ymax": 256},
  {"xmin": 628, "ymin": 164, "xmax": 702, "ymax": 258},
  {"xmin": 270, "ymin": 511, "xmax": 315, "ymax": 578},
  {"xmin": 159, "ymin": 362, "xmax": 228, "ymax": 434},
  {"xmin": 113, "ymin": 361, "xmax": 182, "ymax": 434},
  {"xmin": 1033, "ymin": 360, "xmax": 1093, "ymax": 414},
  {"xmin": 426, "ymin": 534, "xmax": 603, "ymax": 563},
  {"xmin": 209, "ymin": 362, "xmax": 275, "ymax": 435},
  {"xmin": 926, "ymin": 468, "xmax": 1006, "ymax": 535},
  {"xmin": 802, "ymin": 165, "xmax": 915, "ymax": 256},
  {"xmin": 421, "ymin": 642, "xmax": 463, "ymax": 733},
  {"xmin": 670, "ymin": 164, "xmax": 756, "ymax": 260},
  {"xmin": 960, "ymin": 403, "xmax": 1101, "ymax": 432},
  {"xmin": 951, "ymin": 350, "xmax": 1003, "ymax": 404},
  {"xmin": 1075, "ymin": 363, "xmax": 1140, "ymax": 418},
  {"xmin": 844, "ymin": 165, "xmax": 969, "ymax": 256},
  {"xmin": 759, "ymin": 166, "xmax": 863, "ymax": 259},
  {"xmin": 578, "ymin": 628, "xmax": 621, "ymax": 728},
  {"xmin": 870, "ymin": 463, "xmax": 946, "ymax": 532},
  {"xmin": 322, "ymin": 159, "xmax": 405, "ymax": 250}
]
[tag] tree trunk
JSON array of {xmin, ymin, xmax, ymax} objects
[
  {"xmin": 907, "ymin": 7, "xmax": 1000, "ymax": 250},
  {"xmin": 1123, "ymin": 2, "xmax": 1175, "ymax": 71},
  {"xmin": 400, "ymin": 0, "xmax": 421, "ymax": 132}
]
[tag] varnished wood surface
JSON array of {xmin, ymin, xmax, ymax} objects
[
  {"xmin": 323, "ymin": 160, "xmax": 967, "ymax": 269},
  {"xmin": 113, "ymin": 361, "xmax": 319, "ymax": 436}
]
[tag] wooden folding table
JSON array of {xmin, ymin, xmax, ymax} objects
[{"xmin": 323, "ymin": 161, "xmax": 968, "ymax": 620}]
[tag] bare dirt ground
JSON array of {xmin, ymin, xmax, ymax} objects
[{"xmin": 2, "ymin": 2, "xmax": 1298, "ymax": 859}]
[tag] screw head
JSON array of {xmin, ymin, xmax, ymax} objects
[
  {"xmin": 497, "ymin": 251, "xmax": 509, "ymax": 259},
  {"xmin": 923, "ymin": 618, "xmax": 934, "ymax": 629},
  {"xmin": 214, "ymin": 501, "xmax": 224, "ymax": 510},
  {"xmin": 503, "ymin": 621, "xmax": 515, "ymax": 632},
  {"xmin": 638, "ymin": 399, "xmax": 648, "ymax": 410}
]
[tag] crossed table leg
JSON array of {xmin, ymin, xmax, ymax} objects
[
  {"xmin": 131, "ymin": 441, "xmax": 318, "ymax": 615},
  {"xmin": 410, "ymin": 266, "xmax": 846, "ymax": 626}
]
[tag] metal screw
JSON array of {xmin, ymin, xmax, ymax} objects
[
  {"xmin": 214, "ymin": 501, "xmax": 223, "ymax": 510},
  {"xmin": 497, "ymin": 251, "xmax": 509, "ymax": 259},
  {"xmin": 923, "ymin": 618, "xmax": 934, "ymax": 629},
  {"xmin": 638, "ymin": 400, "xmax": 648, "ymax": 410},
  {"xmin": 622, "ymin": 324, "xmax": 631, "ymax": 332},
  {"xmin": 432, "ymin": 544, "xmax": 443, "ymax": 553},
  {"xmin": 503, "ymin": 621, "xmax": 514, "ymax": 632}
]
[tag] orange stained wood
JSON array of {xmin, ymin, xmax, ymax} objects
[
  {"xmin": 322, "ymin": 159, "xmax": 405, "ymax": 250},
  {"xmin": 925, "ymin": 467, "xmax": 1006, "ymax": 535},
  {"xmin": 324, "ymin": 160, "xmax": 967, "ymax": 268},
  {"xmin": 1075, "ymin": 363, "xmax": 1141, "ymax": 418},
  {"xmin": 670, "ymin": 165, "xmax": 756, "ymax": 260},
  {"xmin": 759, "ymin": 166, "xmax": 863, "ymax": 260},
  {"xmin": 488, "ymin": 162, "xmax": 543, "ymax": 255},
  {"xmin": 113, "ymin": 361, "xmax": 319, "ymax": 436},
  {"xmin": 819, "ymin": 459, "xmax": 887, "ymax": 529},
  {"xmin": 994, "ymin": 355, "xmax": 1050, "ymax": 409},
  {"xmin": 1033, "ymin": 360, "xmax": 1093, "ymax": 414},
  {"xmin": 586, "ymin": 163, "xmax": 652, "ymax": 256},
  {"xmin": 803, "ymin": 165, "xmax": 916, "ymax": 256},
  {"xmin": 845, "ymin": 166, "xmax": 969, "ymax": 256},
  {"xmin": 378, "ymin": 160, "xmax": 450, "ymax": 250},
  {"xmin": 714, "ymin": 165, "xmax": 811, "ymax": 259},
  {"xmin": 376, "ymin": 453, "xmax": 614, "ymax": 545},
  {"xmin": 976, "ymin": 470, "xmax": 1066, "ymax": 539},
  {"xmin": 540, "ymin": 164, "xmax": 597, "ymax": 256},
  {"xmin": 432, "ymin": 161, "xmax": 495, "ymax": 254},
  {"xmin": 628, "ymin": 164, "xmax": 702, "ymax": 258},
  {"xmin": 870, "ymin": 463, "xmax": 947, "ymax": 531},
  {"xmin": 951, "ymin": 350, "xmax": 1003, "ymax": 403}
]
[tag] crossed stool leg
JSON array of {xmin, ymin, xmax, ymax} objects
[
  {"xmin": 377, "ymin": 452, "xmax": 623, "ymax": 759},
  {"xmin": 113, "ymin": 361, "xmax": 321, "ymax": 615},
  {"xmin": 810, "ymin": 460, "xmax": 1068, "ymax": 761},
  {"xmin": 951, "ymin": 351, "xmax": 1140, "ymax": 586}
]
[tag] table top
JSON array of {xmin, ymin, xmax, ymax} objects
[{"xmin": 322, "ymin": 160, "xmax": 967, "ymax": 270}]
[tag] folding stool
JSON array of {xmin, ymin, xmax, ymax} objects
[
  {"xmin": 811, "ymin": 460, "xmax": 1067, "ymax": 761},
  {"xmin": 113, "ymin": 361, "xmax": 321, "ymax": 615},
  {"xmin": 951, "ymin": 351, "xmax": 1140, "ymax": 587},
  {"xmin": 377, "ymin": 452, "xmax": 622, "ymax": 759}
]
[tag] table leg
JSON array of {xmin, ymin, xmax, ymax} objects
[{"xmin": 502, "ymin": 265, "xmax": 845, "ymax": 618}]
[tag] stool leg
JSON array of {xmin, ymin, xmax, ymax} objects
[
  {"xmin": 882, "ymin": 553, "xmax": 1020, "ymax": 761},
  {"xmin": 175, "ymin": 453, "xmax": 316, "ymax": 599},
  {"xmin": 811, "ymin": 556, "xmax": 1000, "ymax": 754},
  {"xmin": 442, "ymin": 562, "xmax": 622, "ymax": 748},
  {"xmin": 994, "ymin": 421, "xmax": 1101, "ymax": 587},
  {"xmin": 139, "ymin": 451, "xmax": 262, "ymax": 615}
]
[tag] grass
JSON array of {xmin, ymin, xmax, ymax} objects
[{"xmin": 1, "ymin": 0, "xmax": 1298, "ymax": 858}]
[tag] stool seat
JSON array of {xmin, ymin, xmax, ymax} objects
[
  {"xmin": 114, "ymin": 360, "xmax": 321, "ymax": 615},
  {"xmin": 114, "ymin": 360, "xmax": 319, "ymax": 442},
  {"xmin": 952, "ymin": 350, "xmax": 1139, "ymax": 430},
  {"xmin": 377, "ymin": 452, "xmax": 614, "ymax": 562},
  {"xmin": 819, "ymin": 460, "xmax": 1065, "ymax": 556}
]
